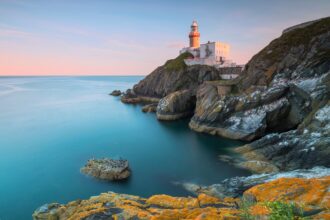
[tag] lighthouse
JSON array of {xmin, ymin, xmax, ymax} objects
[
  {"xmin": 180, "ymin": 20, "xmax": 235, "ymax": 69},
  {"xmin": 189, "ymin": 20, "xmax": 200, "ymax": 48}
]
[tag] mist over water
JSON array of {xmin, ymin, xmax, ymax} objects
[{"xmin": 0, "ymin": 76, "xmax": 250, "ymax": 220}]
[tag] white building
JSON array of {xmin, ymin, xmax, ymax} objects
[{"xmin": 180, "ymin": 21, "xmax": 237, "ymax": 68}]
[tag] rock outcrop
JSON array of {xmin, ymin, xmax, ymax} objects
[
  {"xmin": 142, "ymin": 103, "xmax": 157, "ymax": 113},
  {"xmin": 131, "ymin": 52, "xmax": 223, "ymax": 99},
  {"xmin": 116, "ymin": 17, "xmax": 330, "ymax": 174},
  {"xmin": 190, "ymin": 17, "xmax": 330, "ymax": 142},
  {"xmin": 33, "ymin": 174, "xmax": 330, "ymax": 220},
  {"xmin": 178, "ymin": 166, "xmax": 330, "ymax": 199},
  {"xmin": 109, "ymin": 90, "xmax": 122, "ymax": 96},
  {"xmin": 156, "ymin": 89, "xmax": 196, "ymax": 120},
  {"xmin": 81, "ymin": 158, "xmax": 130, "ymax": 181}
]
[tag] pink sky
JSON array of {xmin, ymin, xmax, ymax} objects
[{"xmin": 1, "ymin": 0, "xmax": 329, "ymax": 76}]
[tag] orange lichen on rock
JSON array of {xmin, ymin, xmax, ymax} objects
[
  {"xmin": 146, "ymin": 194, "xmax": 199, "ymax": 209},
  {"xmin": 249, "ymin": 204, "xmax": 270, "ymax": 216},
  {"xmin": 66, "ymin": 202, "xmax": 108, "ymax": 220},
  {"xmin": 244, "ymin": 176, "xmax": 330, "ymax": 209},
  {"xmin": 33, "ymin": 176, "xmax": 330, "ymax": 220}
]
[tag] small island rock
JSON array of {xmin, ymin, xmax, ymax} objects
[
  {"xmin": 81, "ymin": 158, "xmax": 130, "ymax": 181},
  {"xmin": 110, "ymin": 90, "xmax": 122, "ymax": 96}
]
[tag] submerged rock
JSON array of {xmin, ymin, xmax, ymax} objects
[
  {"xmin": 81, "ymin": 158, "xmax": 130, "ymax": 181},
  {"xmin": 109, "ymin": 90, "xmax": 122, "ymax": 96},
  {"xmin": 156, "ymin": 89, "xmax": 196, "ymax": 120}
]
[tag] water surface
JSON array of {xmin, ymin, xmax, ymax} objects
[{"xmin": 0, "ymin": 76, "xmax": 249, "ymax": 220}]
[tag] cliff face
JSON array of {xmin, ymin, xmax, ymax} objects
[
  {"xmin": 190, "ymin": 17, "xmax": 330, "ymax": 141},
  {"xmin": 121, "ymin": 17, "xmax": 330, "ymax": 172},
  {"xmin": 132, "ymin": 53, "xmax": 223, "ymax": 98}
]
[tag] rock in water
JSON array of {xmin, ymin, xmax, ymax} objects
[
  {"xmin": 142, "ymin": 103, "xmax": 157, "ymax": 113},
  {"xmin": 81, "ymin": 158, "xmax": 130, "ymax": 181},
  {"xmin": 109, "ymin": 90, "xmax": 122, "ymax": 96},
  {"xmin": 156, "ymin": 90, "xmax": 196, "ymax": 120}
]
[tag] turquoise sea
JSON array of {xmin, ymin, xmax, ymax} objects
[{"xmin": 0, "ymin": 76, "xmax": 250, "ymax": 220}]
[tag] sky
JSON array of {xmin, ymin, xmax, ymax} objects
[{"xmin": 0, "ymin": 0, "xmax": 329, "ymax": 76}]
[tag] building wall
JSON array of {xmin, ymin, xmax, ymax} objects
[{"xmin": 200, "ymin": 42, "xmax": 230, "ymax": 62}]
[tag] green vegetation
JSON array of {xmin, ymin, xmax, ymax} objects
[
  {"xmin": 239, "ymin": 198, "xmax": 308, "ymax": 220},
  {"xmin": 266, "ymin": 201, "xmax": 304, "ymax": 220},
  {"xmin": 239, "ymin": 197, "xmax": 256, "ymax": 220},
  {"xmin": 259, "ymin": 17, "xmax": 330, "ymax": 63},
  {"xmin": 164, "ymin": 52, "xmax": 193, "ymax": 71}
]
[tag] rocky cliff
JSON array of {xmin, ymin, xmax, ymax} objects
[{"xmin": 121, "ymin": 17, "xmax": 330, "ymax": 173}]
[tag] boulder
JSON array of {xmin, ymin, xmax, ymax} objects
[
  {"xmin": 81, "ymin": 158, "xmax": 130, "ymax": 181},
  {"xmin": 142, "ymin": 103, "xmax": 157, "ymax": 113},
  {"xmin": 156, "ymin": 90, "xmax": 196, "ymax": 120},
  {"xmin": 109, "ymin": 90, "xmax": 122, "ymax": 96}
]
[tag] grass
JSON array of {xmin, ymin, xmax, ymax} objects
[
  {"xmin": 239, "ymin": 198, "xmax": 309, "ymax": 220},
  {"xmin": 258, "ymin": 17, "xmax": 330, "ymax": 63},
  {"xmin": 164, "ymin": 52, "xmax": 193, "ymax": 71}
]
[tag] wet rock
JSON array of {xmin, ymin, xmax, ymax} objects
[
  {"xmin": 120, "ymin": 89, "xmax": 141, "ymax": 104},
  {"xmin": 121, "ymin": 89, "xmax": 160, "ymax": 104},
  {"xmin": 141, "ymin": 103, "xmax": 157, "ymax": 113},
  {"xmin": 109, "ymin": 90, "xmax": 122, "ymax": 96},
  {"xmin": 81, "ymin": 158, "xmax": 130, "ymax": 181},
  {"xmin": 156, "ymin": 90, "xmax": 196, "ymax": 120}
]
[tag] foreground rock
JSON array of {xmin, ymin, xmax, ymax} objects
[
  {"xmin": 179, "ymin": 166, "xmax": 330, "ymax": 199},
  {"xmin": 33, "ymin": 192, "xmax": 240, "ymax": 220},
  {"xmin": 109, "ymin": 90, "xmax": 122, "ymax": 96},
  {"xmin": 33, "ymin": 175, "xmax": 330, "ymax": 219},
  {"xmin": 81, "ymin": 158, "xmax": 130, "ymax": 181},
  {"xmin": 156, "ymin": 89, "xmax": 196, "ymax": 120}
]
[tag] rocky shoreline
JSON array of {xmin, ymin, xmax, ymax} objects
[
  {"xmin": 33, "ymin": 172, "xmax": 330, "ymax": 219},
  {"xmin": 34, "ymin": 17, "xmax": 330, "ymax": 219},
  {"xmin": 117, "ymin": 17, "xmax": 330, "ymax": 174}
]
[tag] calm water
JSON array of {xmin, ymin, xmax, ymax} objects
[{"xmin": 0, "ymin": 76, "xmax": 250, "ymax": 220}]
